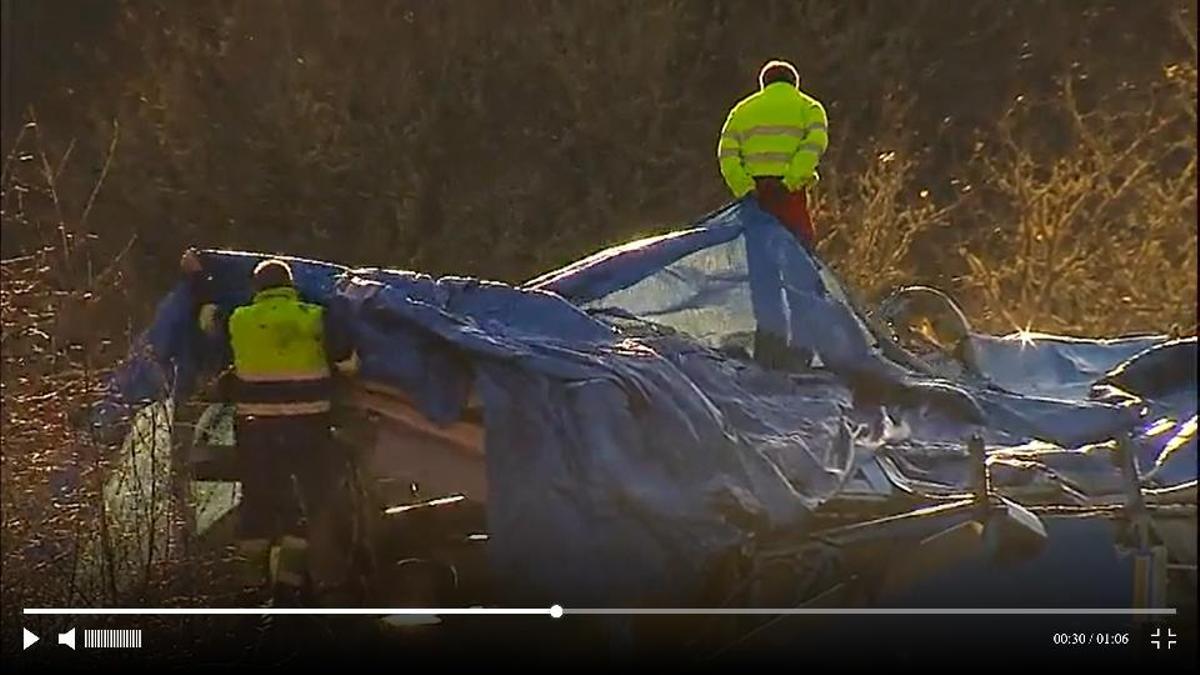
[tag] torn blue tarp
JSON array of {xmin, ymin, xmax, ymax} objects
[{"xmin": 95, "ymin": 198, "xmax": 1197, "ymax": 605}]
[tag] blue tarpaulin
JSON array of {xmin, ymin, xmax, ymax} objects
[{"xmin": 96, "ymin": 198, "xmax": 1197, "ymax": 605}]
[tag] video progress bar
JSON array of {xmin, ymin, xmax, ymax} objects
[{"xmin": 24, "ymin": 607, "xmax": 1179, "ymax": 616}]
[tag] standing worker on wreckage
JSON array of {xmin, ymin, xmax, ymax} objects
[
  {"xmin": 717, "ymin": 59, "xmax": 828, "ymax": 248},
  {"xmin": 181, "ymin": 251, "xmax": 359, "ymax": 607},
  {"xmin": 717, "ymin": 59, "xmax": 829, "ymax": 368}
]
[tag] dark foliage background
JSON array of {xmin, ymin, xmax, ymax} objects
[{"xmin": 3, "ymin": 1, "xmax": 1195, "ymax": 322}]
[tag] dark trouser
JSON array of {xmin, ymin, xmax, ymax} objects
[
  {"xmin": 754, "ymin": 177, "xmax": 815, "ymax": 246},
  {"xmin": 235, "ymin": 413, "xmax": 341, "ymax": 541},
  {"xmin": 235, "ymin": 412, "xmax": 356, "ymax": 597}
]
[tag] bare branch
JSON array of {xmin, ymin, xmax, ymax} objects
[{"xmin": 79, "ymin": 120, "xmax": 120, "ymax": 231}]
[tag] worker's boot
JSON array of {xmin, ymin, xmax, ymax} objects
[
  {"xmin": 313, "ymin": 580, "xmax": 363, "ymax": 608},
  {"xmin": 753, "ymin": 328, "xmax": 789, "ymax": 370},
  {"xmin": 271, "ymin": 535, "xmax": 311, "ymax": 607},
  {"xmin": 232, "ymin": 538, "xmax": 273, "ymax": 606},
  {"xmin": 753, "ymin": 328, "xmax": 814, "ymax": 372},
  {"xmin": 230, "ymin": 538, "xmax": 276, "ymax": 657},
  {"xmin": 307, "ymin": 491, "xmax": 362, "ymax": 607}
]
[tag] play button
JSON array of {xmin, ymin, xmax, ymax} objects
[{"xmin": 23, "ymin": 627, "xmax": 39, "ymax": 650}]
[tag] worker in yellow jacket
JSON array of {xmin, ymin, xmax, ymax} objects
[
  {"xmin": 186, "ymin": 253, "xmax": 357, "ymax": 606},
  {"xmin": 717, "ymin": 60, "xmax": 828, "ymax": 246}
]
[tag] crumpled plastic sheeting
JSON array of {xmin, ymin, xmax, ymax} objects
[
  {"xmin": 534, "ymin": 200, "xmax": 1151, "ymax": 449},
  {"xmin": 969, "ymin": 332, "xmax": 1169, "ymax": 401},
  {"xmin": 340, "ymin": 278, "xmax": 859, "ymax": 605},
  {"xmin": 95, "ymin": 200, "xmax": 1196, "ymax": 604},
  {"xmin": 476, "ymin": 351, "xmax": 854, "ymax": 605},
  {"xmin": 864, "ymin": 338, "xmax": 1197, "ymax": 498}
]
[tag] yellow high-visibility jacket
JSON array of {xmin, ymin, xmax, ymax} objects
[
  {"xmin": 717, "ymin": 82, "xmax": 829, "ymax": 197},
  {"xmin": 227, "ymin": 287, "xmax": 333, "ymax": 417}
]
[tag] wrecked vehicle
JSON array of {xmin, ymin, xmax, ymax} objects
[{"xmin": 92, "ymin": 199, "xmax": 1196, "ymax": 639}]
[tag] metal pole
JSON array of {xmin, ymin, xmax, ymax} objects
[
  {"xmin": 968, "ymin": 433, "xmax": 989, "ymax": 515},
  {"xmin": 1115, "ymin": 433, "xmax": 1161, "ymax": 622}
]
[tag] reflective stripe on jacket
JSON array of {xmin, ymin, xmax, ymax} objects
[
  {"xmin": 717, "ymin": 82, "xmax": 829, "ymax": 197},
  {"xmin": 227, "ymin": 286, "xmax": 332, "ymax": 417}
]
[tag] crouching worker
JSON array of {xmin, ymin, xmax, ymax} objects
[{"xmin": 201, "ymin": 258, "xmax": 359, "ymax": 607}]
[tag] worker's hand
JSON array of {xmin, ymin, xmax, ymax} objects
[
  {"xmin": 180, "ymin": 248, "xmax": 203, "ymax": 274},
  {"xmin": 197, "ymin": 303, "xmax": 220, "ymax": 334},
  {"xmin": 334, "ymin": 351, "xmax": 361, "ymax": 377}
]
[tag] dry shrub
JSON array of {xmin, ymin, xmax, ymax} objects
[
  {"xmin": 2, "ymin": 121, "xmax": 119, "ymax": 616},
  {"xmin": 816, "ymin": 100, "xmax": 956, "ymax": 302},
  {"xmin": 956, "ymin": 20, "xmax": 1197, "ymax": 336},
  {"xmin": 1, "ymin": 121, "xmax": 224, "ymax": 643},
  {"xmin": 811, "ymin": 7, "xmax": 1196, "ymax": 336}
]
